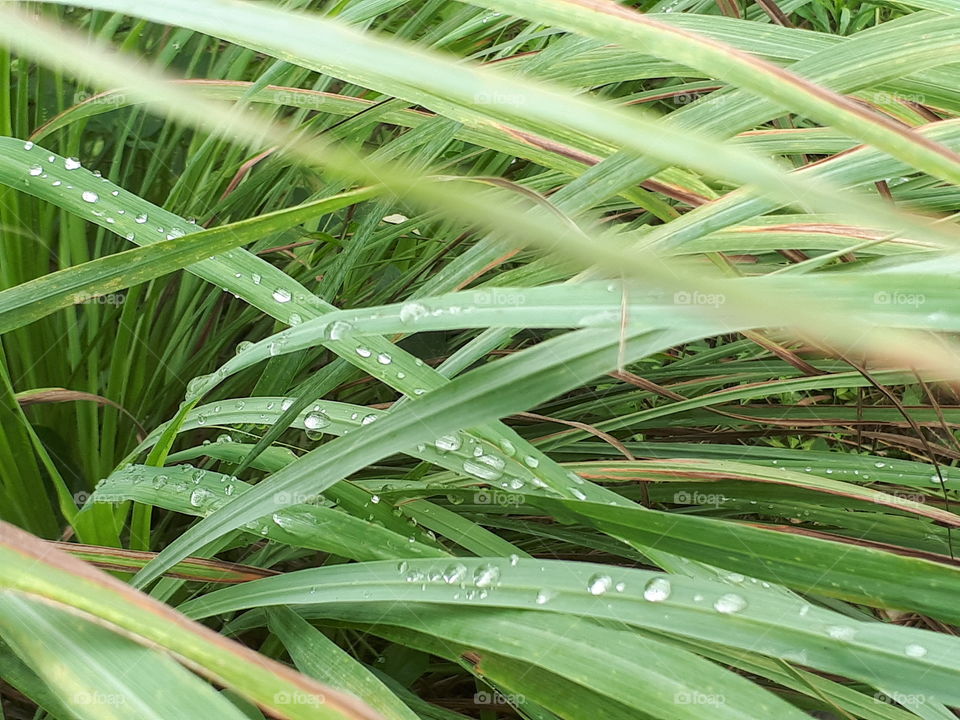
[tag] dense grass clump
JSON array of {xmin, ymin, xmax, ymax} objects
[{"xmin": 4, "ymin": 0, "xmax": 960, "ymax": 718}]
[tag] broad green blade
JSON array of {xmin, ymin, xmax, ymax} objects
[{"xmin": 0, "ymin": 593, "xmax": 251, "ymax": 720}]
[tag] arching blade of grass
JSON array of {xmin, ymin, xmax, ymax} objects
[
  {"xmin": 16, "ymin": 0, "xmax": 960, "ymax": 251},
  {"xmin": 131, "ymin": 326, "xmax": 701, "ymax": 588},
  {"xmin": 530, "ymin": 498, "xmax": 960, "ymax": 624},
  {"xmin": 50, "ymin": 541, "xmax": 280, "ymax": 583},
  {"xmin": 267, "ymin": 607, "xmax": 420, "ymax": 720},
  {"xmin": 179, "ymin": 282, "xmax": 960, "ymax": 408},
  {"xmin": 145, "ymin": 442, "xmax": 441, "ymax": 544},
  {"xmin": 266, "ymin": 604, "xmax": 811, "ymax": 720},
  {"xmin": 90, "ymin": 464, "xmax": 447, "ymax": 562},
  {"xmin": 0, "ymin": 593, "xmax": 253, "ymax": 720},
  {"xmin": 659, "ymin": 635, "xmax": 933, "ymax": 720},
  {"xmin": 563, "ymin": 457, "xmax": 960, "ymax": 526},
  {"xmin": 0, "ymin": 521, "xmax": 381, "ymax": 720},
  {"xmin": 642, "ymin": 119, "xmax": 960, "ymax": 252},
  {"xmin": 181, "ymin": 556, "xmax": 960, "ymax": 705},
  {"xmin": 471, "ymin": 0, "xmax": 960, "ymax": 186}
]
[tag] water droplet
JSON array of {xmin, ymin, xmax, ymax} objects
[
  {"xmin": 905, "ymin": 644, "xmax": 927, "ymax": 658},
  {"xmin": 643, "ymin": 577, "xmax": 672, "ymax": 602},
  {"xmin": 185, "ymin": 375, "xmax": 210, "ymax": 396},
  {"xmin": 463, "ymin": 454, "xmax": 505, "ymax": 481},
  {"xmin": 328, "ymin": 320, "xmax": 353, "ymax": 340},
  {"xmin": 377, "ymin": 352, "xmax": 392, "ymax": 365},
  {"xmin": 289, "ymin": 313, "xmax": 302, "ymax": 326},
  {"xmin": 399, "ymin": 302, "xmax": 428, "ymax": 323},
  {"xmin": 370, "ymin": 494, "xmax": 380, "ymax": 504},
  {"xmin": 474, "ymin": 563, "xmax": 501, "ymax": 588},
  {"xmin": 714, "ymin": 593, "xmax": 747, "ymax": 614},
  {"xmin": 235, "ymin": 340, "xmax": 253, "ymax": 355},
  {"xmin": 443, "ymin": 563, "xmax": 468, "ymax": 584},
  {"xmin": 28, "ymin": 165, "xmax": 42, "ymax": 176},
  {"xmin": 435, "ymin": 434, "xmax": 462, "ymax": 452},
  {"xmin": 135, "ymin": 213, "xmax": 147, "ymax": 224},
  {"xmin": 588, "ymin": 574, "xmax": 612, "ymax": 595},
  {"xmin": 189, "ymin": 488, "xmax": 214, "ymax": 507},
  {"xmin": 23, "ymin": 141, "xmax": 34, "ymax": 150},
  {"xmin": 361, "ymin": 414, "xmax": 378, "ymax": 425},
  {"xmin": 827, "ymin": 626, "xmax": 855, "ymax": 640},
  {"xmin": 304, "ymin": 411, "xmax": 330, "ymax": 430},
  {"xmin": 272, "ymin": 288, "xmax": 292, "ymax": 303},
  {"xmin": 356, "ymin": 346, "xmax": 372, "ymax": 358},
  {"xmin": 523, "ymin": 455, "xmax": 540, "ymax": 468},
  {"xmin": 535, "ymin": 589, "xmax": 555, "ymax": 605},
  {"xmin": 81, "ymin": 191, "xmax": 98, "ymax": 203},
  {"xmin": 251, "ymin": 273, "xmax": 262, "ymax": 285}
]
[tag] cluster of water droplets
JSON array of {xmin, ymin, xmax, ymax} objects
[{"xmin": 112, "ymin": 464, "xmax": 243, "ymax": 517}]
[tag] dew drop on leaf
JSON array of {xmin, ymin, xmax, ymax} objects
[
  {"xmin": 328, "ymin": 320, "xmax": 353, "ymax": 340},
  {"xmin": 189, "ymin": 488, "xmax": 214, "ymax": 508},
  {"xmin": 435, "ymin": 434, "xmax": 462, "ymax": 452},
  {"xmin": 443, "ymin": 563, "xmax": 467, "ymax": 584},
  {"xmin": 714, "ymin": 593, "xmax": 747, "ymax": 614},
  {"xmin": 399, "ymin": 302, "xmax": 428, "ymax": 323},
  {"xmin": 474, "ymin": 563, "xmax": 501, "ymax": 588},
  {"xmin": 463, "ymin": 454, "xmax": 505, "ymax": 481},
  {"xmin": 587, "ymin": 574, "xmax": 612, "ymax": 595},
  {"xmin": 303, "ymin": 411, "xmax": 330, "ymax": 430},
  {"xmin": 826, "ymin": 626, "xmax": 855, "ymax": 640},
  {"xmin": 535, "ymin": 589, "xmax": 555, "ymax": 605},
  {"xmin": 643, "ymin": 577, "xmax": 672, "ymax": 602}
]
